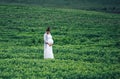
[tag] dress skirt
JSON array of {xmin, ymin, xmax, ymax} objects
[{"xmin": 44, "ymin": 44, "xmax": 54, "ymax": 59}]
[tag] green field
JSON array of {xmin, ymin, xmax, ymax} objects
[
  {"xmin": 0, "ymin": 0, "xmax": 120, "ymax": 13},
  {"xmin": 0, "ymin": 1, "xmax": 120, "ymax": 79}
]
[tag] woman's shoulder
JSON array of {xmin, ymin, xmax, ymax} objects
[
  {"xmin": 44, "ymin": 33, "xmax": 47, "ymax": 35},
  {"xmin": 44, "ymin": 33, "xmax": 47, "ymax": 37}
]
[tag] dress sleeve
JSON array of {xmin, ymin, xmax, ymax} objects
[{"xmin": 44, "ymin": 33, "xmax": 48, "ymax": 43}]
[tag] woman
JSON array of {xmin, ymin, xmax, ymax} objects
[{"xmin": 44, "ymin": 27, "xmax": 54, "ymax": 59}]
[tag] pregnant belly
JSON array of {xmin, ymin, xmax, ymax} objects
[{"xmin": 48, "ymin": 39, "xmax": 54, "ymax": 44}]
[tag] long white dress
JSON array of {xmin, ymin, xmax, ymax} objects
[{"xmin": 44, "ymin": 33, "xmax": 54, "ymax": 59}]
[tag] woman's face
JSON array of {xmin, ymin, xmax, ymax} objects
[{"xmin": 46, "ymin": 31, "xmax": 50, "ymax": 34}]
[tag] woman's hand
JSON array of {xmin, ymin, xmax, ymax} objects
[{"xmin": 48, "ymin": 43, "xmax": 52, "ymax": 46}]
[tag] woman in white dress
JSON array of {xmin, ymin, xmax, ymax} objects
[{"xmin": 44, "ymin": 27, "xmax": 54, "ymax": 59}]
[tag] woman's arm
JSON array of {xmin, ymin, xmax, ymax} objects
[{"xmin": 44, "ymin": 34, "xmax": 48, "ymax": 44}]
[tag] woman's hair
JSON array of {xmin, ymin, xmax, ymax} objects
[{"xmin": 46, "ymin": 27, "xmax": 50, "ymax": 31}]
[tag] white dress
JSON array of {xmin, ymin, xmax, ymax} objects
[{"xmin": 44, "ymin": 33, "xmax": 54, "ymax": 59}]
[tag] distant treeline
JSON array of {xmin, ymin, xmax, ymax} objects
[{"xmin": 0, "ymin": 0, "xmax": 120, "ymax": 13}]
